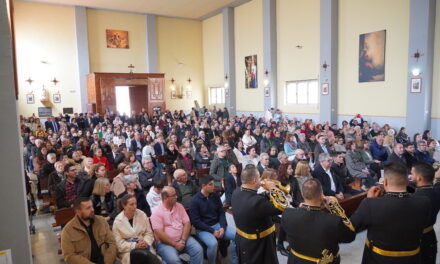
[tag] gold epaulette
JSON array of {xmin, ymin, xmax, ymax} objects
[{"xmin": 326, "ymin": 196, "xmax": 355, "ymax": 232}]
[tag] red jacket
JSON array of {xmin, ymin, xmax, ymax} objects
[{"xmin": 93, "ymin": 156, "xmax": 110, "ymax": 171}]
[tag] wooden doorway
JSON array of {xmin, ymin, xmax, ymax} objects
[
  {"xmin": 129, "ymin": 85, "xmax": 148, "ymax": 113},
  {"xmin": 87, "ymin": 73, "xmax": 165, "ymax": 116}
]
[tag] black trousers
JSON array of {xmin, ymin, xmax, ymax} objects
[
  {"xmin": 130, "ymin": 248, "xmax": 162, "ymax": 264},
  {"xmin": 420, "ymin": 242, "xmax": 437, "ymax": 264}
]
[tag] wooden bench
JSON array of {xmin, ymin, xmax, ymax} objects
[
  {"xmin": 156, "ymin": 155, "xmax": 165, "ymax": 164},
  {"xmin": 194, "ymin": 168, "xmax": 210, "ymax": 179},
  {"xmin": 339, "ymin": 192, "xmax": 367, "ymax": 217},
  {"xmin": 52, "ymin": 207, "xmax": 75, "ymax": 227},
  {"xmin": 52, "ymin": 207, "xmax": 75, "ymax": 255}
]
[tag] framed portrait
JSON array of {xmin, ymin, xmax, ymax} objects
[
  {"xmin": 245, "ymin": 55, "xmax": 258, "ymax": 88},
  {"xmin": 26, "ymin": 93, "xmax": 34, "ymax": 104},
  {"xmin": 186, "ymin": 91, "xmax": 192, "ymax": 99},
  {"xmin": 171, "ymin": 90, "xmax": 176, "ymax": 99},
  {"xmin": 53, "ymin": 93, "xmax": 61, "ymax": 103},
  {"xmin": 106, "ymin": 29, "xmax": 129, "ymax": 49},
  {"xmin": 410, "ymin": 78, "xmax": 422, "ymax": 93},
  {"xmin": 322, "ymin": 83, "xmax": 329, "ymax": 95},
  {"xmin": 359, "ymin": 30, "xmax": 386, "ymax": 82},
  {"xmin": 264, "ymin": 87, "xmax": 270, "ymax": 97}
]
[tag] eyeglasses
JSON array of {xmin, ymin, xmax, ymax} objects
[{"xmin": 167, "ymin": 194, "xmax": 177, "ymax": 198}]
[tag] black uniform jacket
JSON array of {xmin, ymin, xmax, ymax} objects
[
  {"xmin": 231, "ymin": 187, "xmax": 282, "ymax": 264},
  {"xmin": 413, "ymin": 185, "xmax": 440, "ymax": 245},
  {"xmin": 351, "ymin": 192, "xmax": 431, "ymax": 264},
  {"xmin": 282, "ymin": 205, "xmax": 355, "ymax": 264}
]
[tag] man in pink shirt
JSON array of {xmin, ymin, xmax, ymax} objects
[{"xmin": 150, "ymin": 186, "xmax": 203, "ymax": 264}]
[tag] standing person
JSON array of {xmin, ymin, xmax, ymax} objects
[
  {"xmin": 209, "ymin": 146, "xmax": 229, "ymax": 188},
  {"xmin": 351, "ymin": 163, "xmax": 431, "ymax": 264},
  {"xmin": 231, "ymin": 166, "xmax": 283, "ymax": 264},
  {"xmin": 61, "ymin": 197, "xmax": 117, "ymax": 264},
  {"xmin": 281, "ymin": 179, "xmax": 355, "ymax": 264},
  {"xmin": 188, "ymin": 175, "xmax": 238, "ymax": 264},
  {"xmin": 411, "ymin": 163, "xmax": 440, "ymax": 264},
  {"xmin": 150, "ymin": 186, "xmax": 204, "ymax": 264}
]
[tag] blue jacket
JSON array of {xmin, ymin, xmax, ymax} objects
[
  {"xmin": 188, "ymin": 192, "xmax": 226, "ymax": 233},
  {"xmin": 369, "ymin": 140, "xmax": 388, "ymax": 163},
  {"xmin": 415, "ymin": 150, "xmax": 435, "ymax": 164}
]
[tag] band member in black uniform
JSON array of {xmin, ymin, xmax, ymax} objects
[
  {"xmin": 231, "ymin": 166, "xmax": 283, "ymax": 264},
  {"xmin": 412, "ymin": 163, "xmax": 440, "ymax": 264},
  {"xmin": 351, "ymin": 163, "xmax": 431, "ymax": 264},
  {"xmin": 282, "ymin": 179, "xmax": 355, "ymax": 264}
]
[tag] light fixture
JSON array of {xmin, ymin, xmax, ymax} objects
[
  {"xmin": 170, "ymin": 78, "xmax": 175, "ymax": 91},
  {"xmin": 224, "ymin": 75, "xmax": 229, "ymax": 88},
  {"xmin": 128, "ymin": 64, "xmax": 135, "ymax": 74},
  {"xmin": 412, "ymin": 68, "xmax": 421, "ymax": 76},
  {"xmin": 264, "ymin": 70, "xmax": 269, "ymax": 87},
  {"xmin": 187, "ymin": 77, "xmax": 192, "ymax": 91},
  {"xmin": 322, "ymin": 61, "xmax": 329, "ymax": 71}
]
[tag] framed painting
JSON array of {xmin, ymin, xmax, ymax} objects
[
  {"xmin": 245, "ymin": 55, "xmax": 258, "ymax": 88},
  {"xmin": 359, "ymin": 30, "xmax": 386, "ymax": 82},
  {"xmin": 322, "ymin": 83, "xmax": 329, "ymax": 95},
  {"xmin": 410, "ymin": 78, "xmax": 422, "ymax": 93},
  {"xmin": 106, "ymin": 29, "xmax": 129, "ymax": 49},
  {"xmin": 264, "ymin": 87, "xmax": 270, "ymax": 97},
  {"xmin": 26, "ymin": 93, "xmax": 34, "ymax": 104},
  {"xmin": 53, "ymin": 93, "xmax": 61, "ymax": 103}
]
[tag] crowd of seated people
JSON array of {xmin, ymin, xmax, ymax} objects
[{"xmin": 20, "ymin": 108, "xmax": 440, "ymax": 263}]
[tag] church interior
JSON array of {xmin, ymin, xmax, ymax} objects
[{"xmin": 1, "ymin": 0, "xmax": 440, "ymax": 263}]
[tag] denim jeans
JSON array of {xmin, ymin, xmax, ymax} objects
[
  {"xmin": 197, "ymin": 223, "xmax": 238, "ymax": 264},
  {"xmin": 157, "ymin": 236, "xmax": 203, "ymax": 264}
]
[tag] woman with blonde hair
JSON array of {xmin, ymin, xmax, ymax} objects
[
  {"xmin": 91, "ymin": 177, "xmax": 116, "ymax": 223},
  {"xmin": 294, "ymin": 161, "xmax": 312, "ymax": 192},
  {"xmin": 112, "ymin": 194, "xmax": 161, "ymax": 264}
]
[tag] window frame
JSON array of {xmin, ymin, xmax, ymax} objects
[
  {"xmin": 208, "ymin": 87, "xmax": 225, "ymax": 105},
  {"xmin": 285, "ymin": 79, "xmax": 319, "ymax": 106}
]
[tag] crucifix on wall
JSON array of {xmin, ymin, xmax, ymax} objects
[{"xmin": 128, "ymin": 64, "xmax": 135, "ymax": 74}]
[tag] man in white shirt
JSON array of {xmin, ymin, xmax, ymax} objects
[{"xmin": 312, "ymin": 153, "xmax": 344, "ymax": 200}]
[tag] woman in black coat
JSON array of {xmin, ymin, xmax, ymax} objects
[
  {"xmin": 117, "ymin": 175, "xmax": 151, "ymax": 217},
  {"xmin": 91, "ymin": 177, "xmax": 117, "ymax": 224}
]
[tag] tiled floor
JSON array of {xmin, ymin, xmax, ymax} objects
[{"xmin": 31, "ymin": 211, "xmax": 440, "ymax": 264}]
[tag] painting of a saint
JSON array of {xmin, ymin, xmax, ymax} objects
[
  {"xmin": 106, "ymin": 29, "xmax": 129, "ymax": 49},
  {"xmin": 359, "ymin": 30, "xmax": 386, "ymax": 82},
  {"xmin": 245, "ymin": 55, "xmax": 258, "ymax": 88}
]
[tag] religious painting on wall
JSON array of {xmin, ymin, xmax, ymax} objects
[
  {"xmin": 106, "ymin": 29, "xmax": 129, "ymax": 49},
  {"xmin": 359, "ymin": 30, "xmax": 386, "ymax": 82},
  {"xmin": 245, "ymin": 55, "xmax": 258, "ymax": 88}
]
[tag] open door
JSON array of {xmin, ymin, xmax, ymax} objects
[{"xmin": 129, "ymin": 85, "xmax": 148, "ymax": 113}]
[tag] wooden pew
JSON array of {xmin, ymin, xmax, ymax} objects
[
  {"xmin": 52, "ymin": 207, "xmax": 75, "ymax": 255},
  {"xmin": 52, "ymin": 207, "xmax": 75, "ymax": 228},
  {"xmin": 194, "ymin": 168, "xmax": 210, "ymax": 180},
  {"xmin": 339, "ymin": 192, "xmax": 367, "ymax": 217},
  {"xmin": 156, "ymin": 155, "xmax": 165, "ymax": 164}
]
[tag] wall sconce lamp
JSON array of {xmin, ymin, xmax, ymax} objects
[
  {"xmin": 170, "ymin": 78, "xmax": 176, "ymax": 91},
  {"xmin": 412, "ymin": 68, "xmax": 421, "ymax": 76},
  {"xmin": 224, "ymin": 75, "xmax": 229, "ymax": 88},
  {"xmin": 187, "ymin": 77, "xmax": 192, "ymax": 91},
  {"xmin": 264, "ymin": 70, "xmax": 269, "ymax": 87}
]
